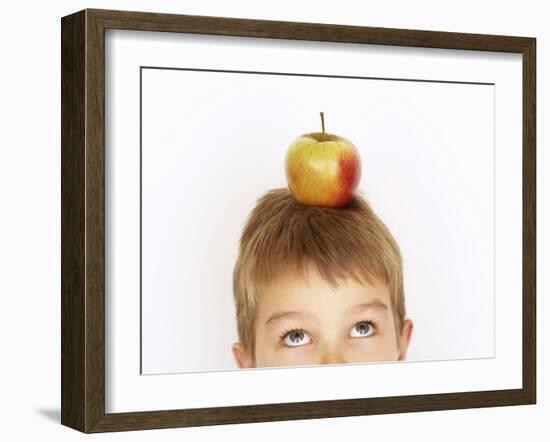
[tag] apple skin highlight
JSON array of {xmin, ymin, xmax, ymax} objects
[{"xmin": 285, "ymin": 132, "xmax": 362, "ymax": 208}]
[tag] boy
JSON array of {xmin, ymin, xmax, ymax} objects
[{"xmin": 231, "ymin": 187, "xmax": 413, "ymax": 368}]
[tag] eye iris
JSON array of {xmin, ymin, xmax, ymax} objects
[
  {"xmin": 290, "ymin": 331, "xmax": 304, "ymax": 343},
  {"xmin": 357, "ymin": 322, "xmax": 370, "ymax": 335}
]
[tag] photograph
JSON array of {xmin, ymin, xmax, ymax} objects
[{"xmin": 139, "ymin": 66, "xmax": 495, "ymax": 374}]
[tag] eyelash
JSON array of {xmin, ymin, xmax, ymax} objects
[{"xmin": 278, "ymin": 319, "xmax": 378, "ymax": 343}]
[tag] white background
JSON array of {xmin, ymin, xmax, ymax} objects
[
  {"xmin": 141, "ymin": 65, "xmax": 495, "ymax": 374},
  {"xmin": 141, "ymin": 67, "xmax": 495, "ymax": 374},
  {"xmin": 0, "ymin": 0, "xmax": 546, "ymax": 440}
]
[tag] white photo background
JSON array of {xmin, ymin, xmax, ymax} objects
[{"xmin": 140, "ymin": 67, "xmax": 494, "ymax": 374}]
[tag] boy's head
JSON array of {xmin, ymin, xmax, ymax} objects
[{"xmin": 232, "ymin": 188, "xmax": 413, "ymax": 368}]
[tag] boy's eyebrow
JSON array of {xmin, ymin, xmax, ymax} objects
[
  {"xmin": 265, "ymin": 300, "xmax": 388, "ymax": 327},
  {"xmin": 350, "ymin": 299, "xmax": 389, "ymax": 313},
  {"xmin": 265, "ymin": 311, "xmax": 313, "ymax": 327}
]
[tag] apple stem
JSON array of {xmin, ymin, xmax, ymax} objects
[{"xmin": 320, "ymin": 112, "xmax": 325, "ymax": 138}]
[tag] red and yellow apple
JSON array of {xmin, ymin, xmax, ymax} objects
[{"xmin": 285, "ymin": 113, "xmax": 362, "ymax": 208}]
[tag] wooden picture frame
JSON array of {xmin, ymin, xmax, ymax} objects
[{"xmin": 61, "ymin": 8, "xmax": 536, "ymax": 433}]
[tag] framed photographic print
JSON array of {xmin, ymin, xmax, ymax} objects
[{"xmin": 61, "ymin": 8, "xmax": 536, "ymax": 433}]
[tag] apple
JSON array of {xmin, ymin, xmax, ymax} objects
[{"xmin": 285, "ymin": 112, "xmax": 362, "ymax": 208}]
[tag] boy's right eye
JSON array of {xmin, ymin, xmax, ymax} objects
[{"xmin": 281, "ymin": 329, "xmax": 311, "ymax": 347}]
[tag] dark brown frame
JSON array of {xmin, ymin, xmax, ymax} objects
[{"xmin": 61, "ymin": 8, "xmax": 536, "ymax": 433}]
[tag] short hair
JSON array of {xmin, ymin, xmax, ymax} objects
[{"xmin": 232, "ymin": 187, "xmax": 405, "ymax": 359}]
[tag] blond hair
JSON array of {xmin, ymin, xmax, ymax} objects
[{"xmin": 233, "ymin": 187, "xmax": 405, "ymax": 358}]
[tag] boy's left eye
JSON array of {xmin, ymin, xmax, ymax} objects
[{"xmin": 349, "ymin": 321, "xmax": 375, "ymax": 338}]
